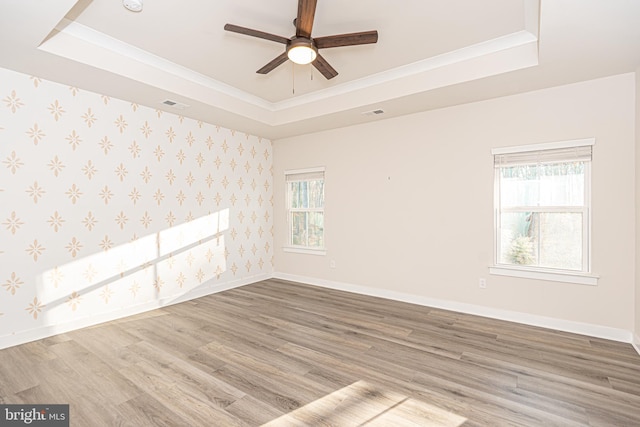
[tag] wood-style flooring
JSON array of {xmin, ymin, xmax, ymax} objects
[{"xmin": 1, "ymin": 279, "xmax": 640, "ymax": 426}]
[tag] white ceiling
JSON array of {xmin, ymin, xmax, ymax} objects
[{"xmin": 1, "ymin": 0, "xmax": 640, "ymax": 139}]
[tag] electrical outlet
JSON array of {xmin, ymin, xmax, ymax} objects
[
  {"xmin": 479, "ymin": 278, "xmax": 487, "ymax": 289},
  {"xmin": 330, "ymin": 260, "xmax": 336, "ymax": 268}
]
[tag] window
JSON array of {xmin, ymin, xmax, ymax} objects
[
  {"xmin": 490, "ymin": 139, "xmax": 597, "ymax": 285},
  {"xmin": 285, "ymin": 167, "xmax": 325, "ymax": 254}
]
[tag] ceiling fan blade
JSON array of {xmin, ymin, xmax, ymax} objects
[
  {"xmin": 312, "ymin": 53, "xmax": 338, "ymax": 79},
  {"xmin": 296, "ymin": 0, "xmax": 317, "ymax": 38},
  {"xmin": 224, "ymin": 24, "xmax": 289, "ymax": 44},
  {"xmin": 314, "ymin": 31, "xmax": 379, "ymax": 49},
  {"xmin": 257, "ymin": 52, "xmax": 289, "ymax": 74}
]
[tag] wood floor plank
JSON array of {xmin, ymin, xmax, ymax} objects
[
  {"xmin": 115, "ymin": 393, "xmax": 191, "ymax": 427},
  {"xmin": 28, "ymin": 358, "xmax": 125, "ymax": 426},
  {"xmin": 608, "ymin": 376, "xmax": 640, "ymax": 394},
  {"xmin": 48, "ymin": 340, "xmax": 142, "ymax": 405},
  {"xmin": 224, "ymin": 394, "xmax": 288, "ymax": 426},
  {"xmin": 516, "ymin": 372, "xmax": 640, "ymax": 418},
  {"xmin": 0, "ymin": 344, "xmax": 46, "ymax": 396},
  {"xmin": 212, "ymin": 363, "xmax": 305, "ymax": 413},
  {"xmin": 1, "ymin": 278, "xmax": 639, "ymax": 426},
  {"xmin": 277, "ymin": 341, "xmax": 429, "ymax": 389},
  {"xmin": 131, "ymin": 344, "xmax": 248, "ymax": 407},
  {"xmin": 410, "ymin": 371, "xmax": 587, "ymax": 427}
]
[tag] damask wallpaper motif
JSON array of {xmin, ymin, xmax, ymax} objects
[{"xmin": 0, "ymin": 67, "xmax": 273, "ymax": 348}]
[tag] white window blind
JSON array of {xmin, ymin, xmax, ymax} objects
[
  {"xmin": 285, "ymin": 169, "xmax": 324, "ymax": 182},
  {"xmin": 494, "ymin": 145, "xmax": 592, "ymax": 167}
]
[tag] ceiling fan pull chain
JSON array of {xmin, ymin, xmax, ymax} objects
[{"xmin": 292, "ymin": 62, "xmax": 295, "ymax": 94}]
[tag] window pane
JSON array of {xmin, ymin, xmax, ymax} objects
[
  {"xmin": 289, "ymin": 182, "xmax": 298, "ymax": 208},
  {"xmin": 500, "ymin": 162, "xmax": 585, "ymax": 207},
  {"xmin": 307, "ymin": 212, "xmax": 324, "ymax": 248},
  {"xmin": 500, "ymin": 165, "xmax": 540, "ymax": 207},
  {"xmin": 538, "ymin": 212, "xmax": 582, "ymax": 270},
  {"xmin": 499, "ymin": 212, "xmax": 537, "ymax": 265},
  {"xmin": 289, "ymin": 182, "xmax": 310, "ymax": 209},
  {"xmin": 499, "ymin": 211, "xmax": 583, "ymax": 271},
  {"xmin": 291, "ymin": 212, "xmax": 307, "ymax": 246},
  {"xmin": 308, "ymin": 180, "xmax": 324, "ymax": 208},
  {"xmin": 302, "ymin": 182, "xmax": 311, "ymax": 209}
]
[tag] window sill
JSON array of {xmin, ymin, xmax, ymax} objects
[
  {"xmin": 489, "ymin": 266, "xmax": 599, "ymax": 286},
  {"xmin": 283, "ymin": 246, "xmax": 327, "ymax": 256}
]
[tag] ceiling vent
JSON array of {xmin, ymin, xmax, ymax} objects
[
  {"xmin": 161, "ymin": 99, "xmax": 190, "ymax": 110},
  {"xmin": 362, "ymin": 109, "xmax": 385, "ymax": 116}
]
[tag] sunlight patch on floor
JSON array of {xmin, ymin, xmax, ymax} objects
[{"xmin": 263, "ymin": 380, "xmax": 467, "ymax": 426}]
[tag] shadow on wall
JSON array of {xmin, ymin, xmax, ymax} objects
[{"xmin": 34, "ymin": 209, "xmax": 230, "ymax": 328}]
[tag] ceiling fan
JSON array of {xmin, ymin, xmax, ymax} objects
[{"xmin": 224, "ymin": 0, "xmax": 378, "ymax": 80}]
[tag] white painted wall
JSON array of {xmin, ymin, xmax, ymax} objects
[
  {"xmin": 274, "ymin": 73, "xmax": 636, "ymax": 335},
  {"xmin": 636, "ymin": 68, "xmax": 640, "ymax": 349}
]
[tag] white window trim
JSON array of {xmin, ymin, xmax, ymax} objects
[
  {"xmin": 283, "ymin": 246, "xmax": 327, "ymax": 256},
  {"xmin": 491, "ymin": 138, "xmax": 598, "ymax": 285},
  {"xmin": 489, "ymin": 266, "xmax": 598, "ymax": 286},
  {"xmin": 284, "ymin": 166, "xmax": 326, "ymax": 255}
]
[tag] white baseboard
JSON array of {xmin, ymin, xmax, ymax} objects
[
  {"xmin": 4, "ymin": 271, "xmax": 638, "ymax": 355},
  {"xmin": 0, "ymin": 273, "xmax": 271, "ymax": 350},
  {"xmin": 273, "ymin": 272, "xmax": 634, "ymax": 344},
  {"xmin": 633, "ymin": 333, "xmax": 640, "ymax": 356}
]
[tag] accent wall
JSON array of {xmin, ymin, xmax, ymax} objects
[{"xmin": 0, "ymin": 67, "xmax": 273, "ymax": 349}]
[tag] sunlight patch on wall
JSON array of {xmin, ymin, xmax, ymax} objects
[{"xmin": 37, "ymin": 211, "xmax": 230, "ymax": 323}]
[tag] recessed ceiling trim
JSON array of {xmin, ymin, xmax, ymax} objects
[
  {"xmin": 38, "ymin": 27, "xmax": 276, "ymax": 124},
  {"xmin": 48, "ymin": 19, "xmax": 271, "ymax": 110},
  {"xmin": 271, "ymin": 39, "xmax": 539, "ymax": 125},
  {"xmin": 273, "ymin": 30, "xmax": 538, "ymax": 111},
  {"xmin": 39, "ymin": 11, "xmax": 538, "ymax": 128}
]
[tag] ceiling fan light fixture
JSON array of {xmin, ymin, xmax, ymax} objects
[{"xmin": 287, "ymin": 38, "xmax": 317, "ymax": 65}]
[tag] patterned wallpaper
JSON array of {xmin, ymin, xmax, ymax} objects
[{"xmin": 0, "ymin": 67, "xmax": 273, "ymax": 347}]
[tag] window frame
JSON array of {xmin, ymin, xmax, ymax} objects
[
  {"xmin": 489, "ymin": 139, "xmax": 598, "ymax": 285},
  {"xmin": 284, "ymin": 167, "xmax": 326, "ymax": 256}
]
